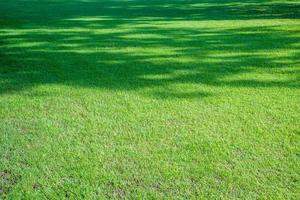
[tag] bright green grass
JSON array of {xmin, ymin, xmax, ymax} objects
[{"xmin": 0, "ymin": 0, "xmax": 300, "ymax": 199}]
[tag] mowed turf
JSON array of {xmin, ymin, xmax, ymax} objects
[{"xmin": 0, "ymin": 0, "xmax": 299, "ymax": 199}]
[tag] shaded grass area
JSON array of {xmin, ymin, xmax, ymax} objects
[{"xmin": 0, "ymin": 0, "xmax": 300, "ymax": 199}]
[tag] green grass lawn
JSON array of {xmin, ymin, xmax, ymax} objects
[{"xmin": 0, "ymin": 0, "xmax": 299, "ymax": 199}]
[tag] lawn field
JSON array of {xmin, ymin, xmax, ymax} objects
[{"xmin": 0, "ymin": 0, "xmax": 300, "ymax": 199}]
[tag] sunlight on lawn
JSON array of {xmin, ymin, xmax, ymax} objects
[{"xmin": 0, "ymin": 0, "xmax": 299, "ymax": 199}]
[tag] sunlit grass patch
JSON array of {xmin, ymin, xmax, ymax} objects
[{"xmin": 0, "ymin": 0, "xmax": 299, "ymax": 199}]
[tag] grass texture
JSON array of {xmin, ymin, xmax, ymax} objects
[{"xmin": 0, "ymin": 0, "xmax": 300, "ymax": 199}]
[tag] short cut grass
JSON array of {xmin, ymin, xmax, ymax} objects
[{"xmin": 0, "ymin": 0, "xmax": 299, "ymax": 199}]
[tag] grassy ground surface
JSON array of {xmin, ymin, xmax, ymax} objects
[{"xmin": 0, "ymin": 0, "xmax": 299, "ymax": 199}]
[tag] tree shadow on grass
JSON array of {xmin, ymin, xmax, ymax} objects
[
  {"xmin": 1, "ymin": 0, "xmax": 299, "ymax": 24},
  {"xmin": 0, "ymin": 0, "xmax": 299, "ymax": 98}
]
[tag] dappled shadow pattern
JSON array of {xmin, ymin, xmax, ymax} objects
[{"xmin": 0, "ymin": 0, "xmax": 299, "ymax": 98}]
